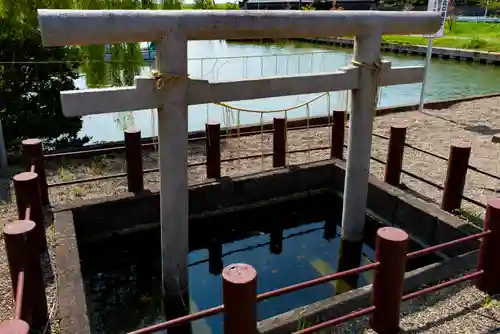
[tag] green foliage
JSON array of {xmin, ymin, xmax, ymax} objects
[
  {"xmin": 453, "ymin": 208, "xmax": 484, "ymax": 228},
  {"xmin": 383, "ymin": 21, "xmax": 500, "ymax": 52},
  {"xmin": 74, "ymin": 0, "xmax": 155, "ymax": 88},
  {"xmin": 223, "ymin": 2, "xmax": 240, "ymax": 9},
  {"xmin": 0, "ymin": 0, "xmax": 186, "ymax": 152},
  {"xmin": 192, "ymin": 0, "xmax": 215, "ymax": 9},
  {"xmin": 159, "ymin": 0, "xmax": 183, "ymax": 9},
  {"xmin": 446, "ymin": 16, "xmax": 455, "ymax": 33},
  {"xmin": 479, "ymin": 0, "xmax": 500, "ymax": 11},
  {"xmin": 0, "ymin": 0, "xmax": 175, "ymax": 153},
  {"xmin": 182, "ymin": 2, "xmax": 239, "ymax": 9},
  {"xmin": 449, "ymin": 21, "xmax": 500, "ymax": 38},
  {"xmin": 0, "ymin": 0, "xmax": 90, "ymax": 151},
  {"xmin": 464, "ymin": 36, "xmax": 489, "ymax": 49},
  {"xmin": 484, "ymin": 295, "xmax": 500, "ymax": 308},
  {"xmin": 297, "ymin": 317, "xmax": 329, "ymax": 333}
]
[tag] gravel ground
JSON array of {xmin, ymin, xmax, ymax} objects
[
  {"xmin": 2, "ymin": 96, "xmax": 500, "ymax": 332},
  {"xmin": 334, "ymin": 280, "xmax": 500, "ymax": 333}
]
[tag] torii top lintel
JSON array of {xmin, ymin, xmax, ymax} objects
[{"xmin": 37, "ymin": 9, "xmax": 441, "ymax": 47}]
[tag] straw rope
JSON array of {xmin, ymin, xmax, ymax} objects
[
  {"xmin": 150, "ymin": 70, "xmax": 189, "ymax": 90},
  {"xmin": 215, "ymin": 92, "xmax": 329, "ymax": 114},
  {"xmin": 351, "ymin": 59, "xmax": 383, "ymax": 115}
]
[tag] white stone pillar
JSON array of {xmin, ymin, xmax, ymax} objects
[
  {"xmin": 341, "ymin": 34, "xmax": 382, "ymax": 241},
  {"xmin": 156, "ymin": 34, "xmax": 189, "ymax": 295}
]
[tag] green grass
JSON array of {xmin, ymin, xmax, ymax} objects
[
  {"xmin": 181, "ymin": 2, "xmax": 239, "ymax": 9},
  {"xmin": 382, "ymin": 21, "xmax": 500, "ymax": 52},
  {"xmin": 453, "ymin": 208, "xmax": 484, "ymax": 230},
  {"xmin": 297, "ymin": 317, "xmax": 330, "ymax": 333}
]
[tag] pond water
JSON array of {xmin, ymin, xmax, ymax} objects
[
  {"xmin": 77, "ymin": 40, "xmax": 500, "ymax": 144},
  {"xmin": 80, "ymin": 194, "xmax": 438, "ymax": 334}
]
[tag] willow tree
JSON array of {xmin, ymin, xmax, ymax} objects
[
  {"xmin": 0, "ymin": 0, "xmax": 90, "ymax": 151},
  {"xmin": 79, "ymin": 0, "xmax": 183, "ymax": 88},
  {"xmin": 0, "ymin": 0, "xmax": 186, "ymax": 150},
  {"xmin": 193, "ymin": 0, "xmax": 215, "ymax": 9},
  {"xmin": 76, "ymin": 0, "xmax": 183, "ymax": 131}
]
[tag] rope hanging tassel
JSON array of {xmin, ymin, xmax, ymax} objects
[
  {"xmin": 284, "ymin": 110, "xmax": 288, "ymax": 164},
  {"xmin": 306, "ymin": 103, "xmax": 311, "ymax": 161},
  {"xmin": 327, "ymin": 92, "xmax": 332, "ymax": 148},
  {"xmin": 351, "ymin": 60, "xmax": 383, "ymax": 116},
  {"xmin": 215, "ymin": 92, "xmax": 331, "ymax": 172},
  {"xmin": 237, "ymin": 110, "xmax": 241, "ymax": 169},
  {"xmin": 260, "ymin": 113, "xmax": 264, "ymax": 171},
  {"xmin": 149, "ymin": 67, "xmax": 164, "ymax": 151},
  {"xmin": 215, "ymin": 92, "xmax": 328, "ymax": 114}
]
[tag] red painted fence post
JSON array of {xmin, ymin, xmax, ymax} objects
[
  {"xmin": 13, "ymin": 172, "xmax": 47, "ymax": 253},
  {"xmin": 206, "ymin": 123, "xmax": 221, "ymax": 178},
  {"xmin": 476, "ymin": 198, "xmax": 500, "ymax": 295},
  {"xmin": 3, "ymin": 220, "xmax": 48, "ymax": 328},
  {"xmin": 331, "ymin": 111, "xmax": 345, "ymax": 160},
  {"xmin": 124, "ymin": 128, "xmax": 144, "ymax": 193},
  {"xmin": 22, "ymin": 139, "xmax": 49, "ymax": 207},
  {"xmin": 441, "ymin": 142, "xmax": 471, "ymax": 212},
  {"xmin": 384, "ymin": 125, "xmax": 407, "ymax": 186},
  {"xmin": 0, "ymin": 319, "xmax": 30, "ymax": 334},
  {"xmin": 273, "ymin": 117, "xmax": 287, "ymax": 168},
  {"xmin": 370, "ymin": 227, "xmax": 408, "ymax": 334},
  {"xmin": 222, "ymin": 263, "xmax": 257, "ymax": 334}
]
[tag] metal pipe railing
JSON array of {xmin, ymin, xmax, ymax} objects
[
  {"xmin": 14, "ymin": 270, "xmax": 25, "ymax": 320},
  {"xmin": 257, "ymin": 262, "xmax": 380, "ymax": 302},
  {"xmin": 402, "ymin": 270, "xmax": 484, "ymax": 302},
  {"xmin": 407, "ymin": 230, "xmax": 491, "ymax": 260}
]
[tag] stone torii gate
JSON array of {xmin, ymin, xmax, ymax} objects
[{"xmin": 37, "ymin": 9, "xmax": 440, "ymax": 296}]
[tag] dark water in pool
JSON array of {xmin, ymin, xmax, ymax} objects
[{"xmin": 80, "ymin": 194, "xmax": 437, "ymax": 334}]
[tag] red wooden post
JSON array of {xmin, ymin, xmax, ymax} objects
[
  {"xmin": 384, "ymin": 125, "xmax": 407, "ymax": 186},
  {"xmin": 370, "ymin": 227, "xmax": 408, "ymax": 334},
  {"xmin": 13, "ymin": 172, "xmax": 47, "ymax": 253},
  {"xmin": 0, "ymin": 319, "xmax": 30, "ymax": 334},
  {"xmin": 222, "ymin": 263, "xmax": 257, "ymax": 334},
  {"xmin": 206, "ymin": 123, "xmax": 221, "ymax": 178},
  {"xmin": 476, "ymin": 198, "xmax": 500, "ymax": 295},
  {"xmin": 273, "ymin": 117, "xmax": 286, "ymax": 168},
  {"xmin": 22, "ymin": 139, "xmax": 49, "ymax": 207},
  {"xmin": 441, "ymin": 141, "xmax": 471, "ymax": 212},
  {"xmin": 4, "ymin": 220, "xmax": 48, "ymax": 328},
  {"xmin": 331, "ymin": 111, "xmax": 345, "ymax": 159},
  {"xmin": 124, "ymin": 128, "xmax": 144, "ymax": 192}
]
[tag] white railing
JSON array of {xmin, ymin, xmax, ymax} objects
[{"xmin": 37, "ymin": 9, "xmax": 441, "ymax": 296}]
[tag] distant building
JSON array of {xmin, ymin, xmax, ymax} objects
[{"xmin": 239, "ymin": 0, "xmax": 376, "ymax": 10}]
